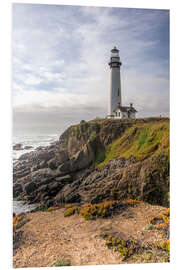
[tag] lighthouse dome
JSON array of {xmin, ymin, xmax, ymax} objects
[{"xmin": 111, "ymin": 46, "xmax": 119, "ymax": 57}]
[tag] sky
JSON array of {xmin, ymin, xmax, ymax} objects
[{"xmin": 12, "ymin": 3, "xmax": 169, "ymax": 135}]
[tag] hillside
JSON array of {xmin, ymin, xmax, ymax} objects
[
  {"xmin": 13, "ymin": 117, "xmax": 170, "ymax": 267},
  {"xmin": 13, "ymin": 117, "xmax": 169, "ymax": 207}
]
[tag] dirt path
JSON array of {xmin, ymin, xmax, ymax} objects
[{"xmin": 13, "ymin": 202, "xmax": 165, "ymax": 268}]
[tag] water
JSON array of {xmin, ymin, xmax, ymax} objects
[
  {"xmin": 13, "ymin": 133, "xmax": 59, "ymax": 214},
  {"xmin": 13, "ymin": 201, "xmax": 38, "ymax": 216},
  {"xmin": 13, "ymin": 134, "xmax": 59, "ymax": 162}
]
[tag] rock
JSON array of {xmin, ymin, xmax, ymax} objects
[
  {"xmin": 50, "ymin": 141, "xmax": 58, "ymax": 145},
  {"xmin": 55, "ymin": 180, "xmax": 81, "ymax": 204},
  {"xmin": 56, "ymin": 150, "xmax": 69, "ymax": 164},
  {"xmin": 58, "ymin": 140, "xmax": 96, "ymax": 173},
  {"xmin": 54, "ymin": 156, "xmax": 169, "ymax": 206},
  {"xmin": 35, "ymin": 146, "xmax": 46, "ymax": 151},
  {"xmin": 24, "ymin": 182, "xmax": 37, "ymax": 195},
  {"xmin": 55, "ymin": 174, "xmax": 72, "ymax": 184},
  {"xmin": 13, "ymin": 183, "xmax": 23, "ymax": 197},
  {"xmin": 13, "ymin": 144, "xmax": 23, "ymax": 151},
  {"xmin": 13, "ymin": 118, "xmax": 169, "ymax": 207},
  {"xmin": 47, "ymin": 158, "xmax": 58, "ymax": 170},
  {"xmin": 24, "ymin": 145, "xmax": 33, "ymax": 150}
]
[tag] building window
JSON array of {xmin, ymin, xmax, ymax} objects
[
  {"xmin": 119, "ymin": 112, "xmax": 120, "ymax": 117},
  {"xmin": 116, "ymin": 112, "xmax": 118, "ymax": 117}
]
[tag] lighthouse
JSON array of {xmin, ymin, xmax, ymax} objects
[
  {"xmin": 107, "ymin": 46, "xmax": 137, "ymax": 119},
  {"xmin": 107, "ymin": 46, "xmax": 122, "ymax": 118}
]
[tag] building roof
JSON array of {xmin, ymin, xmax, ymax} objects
[{"xmin": 113, "ymin": 104, "xmax": 138, "ymax": 113}]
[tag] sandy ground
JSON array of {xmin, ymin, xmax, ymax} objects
[{"xmin": 13, "ymin": 202, "xmax": 166, "ymax": 268}]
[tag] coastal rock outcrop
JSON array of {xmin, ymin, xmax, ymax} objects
[
  {"xmin": 13, "ymin": 117, "xmax": 170, "ymax": 207},
  {"xmin": 13, "ymin": 144, "xmax": 23, "ymax": 151}
]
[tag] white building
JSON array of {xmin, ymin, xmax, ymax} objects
[
  {"xmin": 113, "ymin": 102, "xmax": 137, "ymax": 119},
  {"xmin": 107, "ymin": 46, "xmax": 137, "ymax": 119}
]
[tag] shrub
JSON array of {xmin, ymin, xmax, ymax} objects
[
  {"xmin": 160, "ymin": 240, "xmax": 170, "ymax": 252},
  {"xmin": 102, "ymin": 233, "xmax": 140, "ymax": 260},
  {"xmin": 64, "ymin": 206, "xmax": 80, "ymax": 217},
  {"xmin": 123, "ymin": 199, "xmax": 141, "ymax": 205},
  {"xmin": 47, "ymin": 206, "xmax": 60, "ymax": 212},
  {"xmin": 64, "ymin": 203, "xmax": 76, "ymax": 209},
  {"xmin": 80, "ymin": 200, "xmax": 120, "ymax": 220},
  {"xmin": 145, "ymin": 209, "xmax": 170, "ymax": 242},
  {"xmin": 144, "ymin": 224, "xmax": 154, "ymax": 231},
  {"xmin": 13, "ymin": 215, "xmax": 22, "ymax": 228}
]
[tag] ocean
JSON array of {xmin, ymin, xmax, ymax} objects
[
  {"xmin": 13, "ymin": 134, "xmax": 59, "ymax": 162},
  {"xmin": 13, "ymin": 133, "xmax": 59, "ymax": 215}
]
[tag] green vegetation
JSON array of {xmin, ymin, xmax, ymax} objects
[
  {"xmin": 71, "ymin": 121, "xmax": 98, "ymax": 142},
  {"xmin": 50, "ymin": 258, "xmax": 71, "ymax": 267},
  {"xmin": 64, "ymin": 206, "xmax": 81, "ymax": 217},
  {"xmin": 144, "ymin": 208, "xmax": 170, "ymax": 239},
  {"xmin": 95, "ymin": 121, "xmax": 169, "ymax": 169},
  {"xmin": 14, "ymin": 196, "xmax": 22, "ymax": 201},
  {"xmin": 94, "ymin": 151, "xmax": 106, "ymax": 166},
  {"xmin": 100, "ymin": 233, "xmax": 140, "ymax": 261},
  {"xmin": 132, "ymin": 248, "xmax": 169, "ymax": 263},
  {"xmin": 64, "ymin": 200, "xmax": 140, "ymax": 220},
  {"xmin": 79, "ymin": 200, "xmax": 120, "ymax": 220},
  {"xmin": 100, "ymin": 232, "xmax": 170, "ymax": 263},
  {"xmin": 99, "ymin": 207, "xmax": 170, "ymax": 263},
  {"xmin": 64, "ymin": 203, "xmax": 77, "ymax": 209},
  {"xmin": 30, "ymin": 202, "xmax": 47, "ymax": 212},
  {"xmin": 47, "ymin": 206, "xmax": 60, "ymax": 212}
]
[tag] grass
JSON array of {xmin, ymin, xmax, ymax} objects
[
  {"xmin": 50, "ymin": 258, "xmax": 71, "ymax": 267},
  {"xmin": 95, "ymin": 121, "xmax": 169, "ymax": 169}
]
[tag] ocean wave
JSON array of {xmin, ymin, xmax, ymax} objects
[{"xmin": 13, "ymin": 134, "xmax": 59, "ymax": 161}]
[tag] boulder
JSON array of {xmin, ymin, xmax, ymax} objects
[
  {"xmin": 13, "ymin": 183, "xmax": 23, "ymax": 197},
  {"xmin": 24, "ymin": 182, "xmax": 37, "ymax": 195},
  {"xmin": 55, "ymin": 174, "xmax": 72, "ymax": 184},
  {"xmin": 13, "ymin": 144, "xmax": 23, "ymax": 151},
  {"xmin": 47, "ymin": 158, "xmax": 58, "ymax": 170},
  {"xmin": 24, "ymin": 145, "xmax": 33, "ymax": 150}
]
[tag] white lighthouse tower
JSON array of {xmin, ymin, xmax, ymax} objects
[
  {"xmin": 107, "ymin": 46, "xmax": 137, "ymax": 119},
  {"xmin": 108, "ymin": 46, "xmax": 122, "ymax": 118}
]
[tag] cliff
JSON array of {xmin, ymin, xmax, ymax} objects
[{"xmin": 13, "ymin": 117, "xmax": 169, "ymax": 208}]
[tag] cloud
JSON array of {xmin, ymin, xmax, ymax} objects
[{"xmin": 12, "ymin": 4, "xmax": 169, "ymax": 134}]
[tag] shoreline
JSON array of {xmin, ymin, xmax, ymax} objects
[{"xmin": 13, "ymin": 200, "xmax": 39, "ymax": 216}]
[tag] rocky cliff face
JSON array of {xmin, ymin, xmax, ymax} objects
[{"xmin": 13, "ymin": 117, "xmax": 169, "ymax": 207}]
